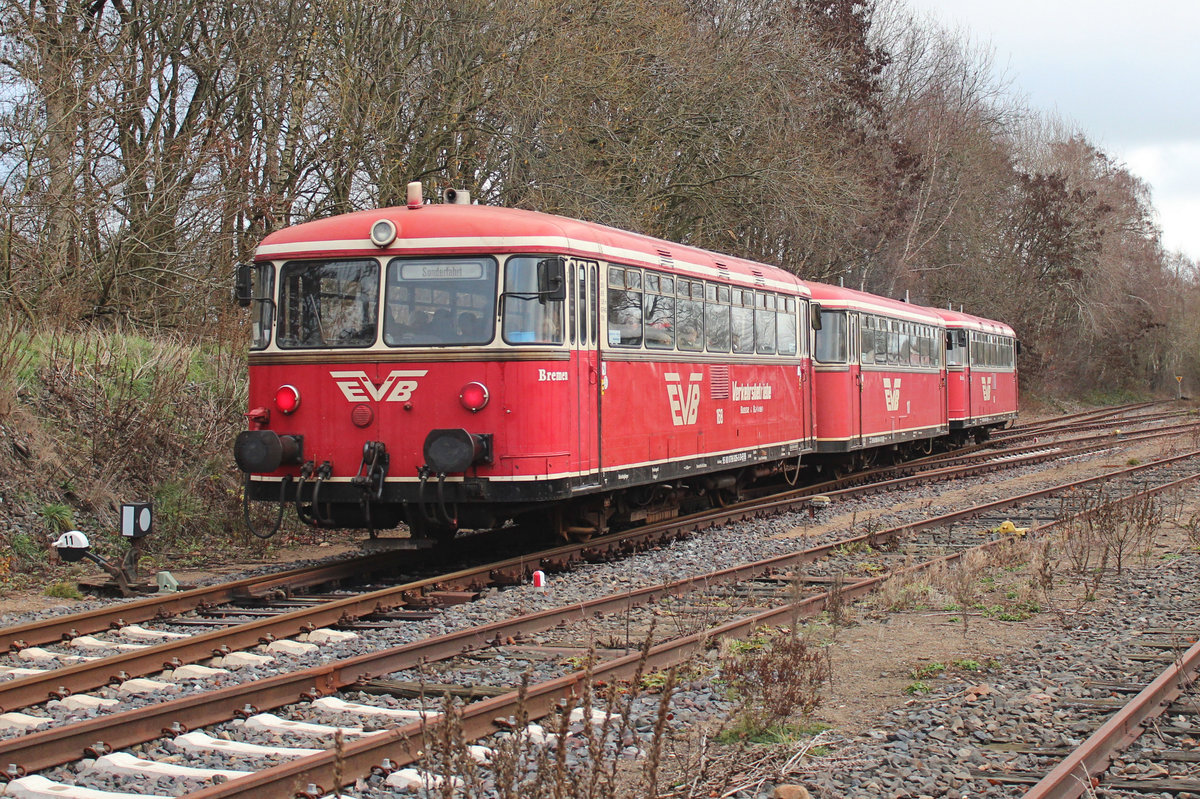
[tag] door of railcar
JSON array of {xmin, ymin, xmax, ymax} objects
[
  {"xmin": 946, "ymin": 328, "xmax": 968, "ymax": 423},
  {"xmin": 799, "ymin": 299, "xmax": 816, "ymax": 446},
  {"xmin": 964, "ymin": 331, "xmax": 975, "ymax": 421},
  {"xmin": 572, "ymin": 259, "xmax": 601, "ymax": 484},
  {"xmin": 852, "ymin": 313, "xmax": 865, "ymax": 448}
]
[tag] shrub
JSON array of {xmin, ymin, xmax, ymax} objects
[
  {"xmin": 718, "ymin": 626, "xmax": 830, "ymax": 739},
  {"xmin": 39, "ymin": 502, "xmax": 74, "ymax": 534},
  {"xmin": 45, "ymin": 581, "xmax": 83, "ymax": 599}
]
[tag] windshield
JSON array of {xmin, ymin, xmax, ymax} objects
[
  {"xmin": 384, "ymin": 257, "xmax": 498, "ymax": 346},
  {"xmin": 277, "ymin": 259, "xmax": 379, "ymax": 349}
]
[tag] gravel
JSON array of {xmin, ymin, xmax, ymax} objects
[{"xmin": 10, "ymin": 448, "xmax": 1200, "ymax": 797}]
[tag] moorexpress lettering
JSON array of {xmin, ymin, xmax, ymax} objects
[{"xmin": 731, "ymin": 382, "xmax": 773, "ymax": 401}]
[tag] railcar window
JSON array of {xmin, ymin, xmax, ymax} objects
[
  {"xmin": 947, "ymin": 330, "xmax": 964, "ymax": 366},
  {"xmin": 590, "ymin": 265, "xmax": 598, "ymax": 345},
  {"xmin": 889, "ymin": 322, "xmax": 900, "ymax": 365},
  {"xmin": 278, "ymin": 259, "xmax": 379, "ymax": 349},
  {"xmin": 502, "ymin": 256, "xmax": 564, "ymax": 345},
  {"xmin": 577, "ymin": 263, "xmax": 587, "ymax": 343},
  {"xmin": 814, "ymin": 310, "xmax": 848, "ymax": 363},
  {"xmin": 644, "ymin": 271, "xmax": 675, "ymax": 350},
  {"xmin": 607, "ymin": 267, "xmax": 643, "ymax": 347},
  {"xmin": 705, "ymin": 283, "xmax": 731, "ymax": 352},
  {"xmin": 900, "ymin": 323, "xmax": 913, "ymax": 365},
  {"xmin": 249, "ymin": 263, "xmax": 274, "ymax": 350},
  {"xmin": 731, "ymin": 289, "xmax": 755, "ymax": 354},
  {"xmin": 568, "ymin": 265, "xmax": 577, "ymax": 345},
  {"xmin": 778, "ymin": 296, "xmax": 797, "ymax": 356},
  {"xmin": 859, "ymin": 314, "xmax": 874, "ymax": 364},
  {"xmin": 677, "ymin": 279, "xmax": 704, "ymax": 352},
  {"xmin": 382, "ymin": 257, "xmax": 496, "ymax": 347},
  {"xmin": 755, "ymin": 292, "xmax": 776, "ymax": 354}
]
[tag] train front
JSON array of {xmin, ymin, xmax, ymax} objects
[{"xmin": 232, "ymin": 188, "xmax": 579, "ymax": 541}]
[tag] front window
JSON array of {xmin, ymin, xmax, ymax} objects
[
  {"xmin": 503, "ymin": 256, "xmax": 563, "ymax": 345},
  {"xmin": 277, "ymin": 259, "xmax": 379, "ymax": 349},
  {"xmin": 384, "ymin": 257, "xmax": 497, "ymax": 346}
]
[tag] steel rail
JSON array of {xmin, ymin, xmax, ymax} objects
[
  {"xmin": 904, "ymin": 420, "xmax": 1200, "ymax": 474},
  {"xmin": 0, "ymin": 405, "xmax": 1177, "ymax": 657},
  {"xmin": 185, "ymin": 465, "xmax": 1200, "ymax": 799},
  {"xmin": 996, "ymin": 410, "xmax": 1192, "ymax": 443},
  {"xmin": 2, "ymin": 431, "xmax": 1194, "ymax": 717},
  {"xmin": 996, "ymin": 401, "xmax": 1165, "ymax": 437},
  {"xmin": 878, "ymin": 418, "xmax": 1198, "ymax": 474},
  {"xmin": 7, "ymin": 459, "xmax": 1200, "ymax": 779},
  {"xmin": 1022, "ymin": 639, "xmax": 1200, "ymax": 798},
  {"xmin": 745, "ymin": 437, "xmax": 1200, "ymax": 524},
  {"xmin": 0, "ymin": 532, "xmax": 894, "ymax": 773},
  {"xmin": 0, "ymin": 552, "xmax": 415, "ymax": 651}
]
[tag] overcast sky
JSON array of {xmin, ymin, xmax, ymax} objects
[{"xmin": 904, "ymin": 0, "xmax": 1200, "ymax": 262}]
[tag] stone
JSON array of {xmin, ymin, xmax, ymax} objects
[{"xmin": 772, "ymin": 786, "xmax": 811, "ymax": 799}]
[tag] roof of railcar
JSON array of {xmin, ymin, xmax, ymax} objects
[
  {"xmin": 255, "ymin": 203, "xmax": 810, "ymax": 298},
  {"xmin": 931, "ymin": 308, "xmax": 1016, "ymax": 337},
  {"xmin": 804, "ymin": 281, "xmax": 945, "ymax": 325}
]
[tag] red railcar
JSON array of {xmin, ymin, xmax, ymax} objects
[
  {"xmin": 233, "ymin": 187, "xmax": 1018, "ymax": 540},
  {"xmin": 805, "ymin": 283, "xmax": 950, "ymax": 468},
  {"xmin": 933, "ymin": 308, "xmax": 1019, "ymax": 442},
  {"xmin": 234, "ymin": 186, "xmax": 817, "ymax": 539}
]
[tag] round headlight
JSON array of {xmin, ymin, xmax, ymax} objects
[
  {"xmin": 459, "ymin": 382, "xmax": 489, "ymax": 412},
  {"xmin": 370, "ymin": 218, "xmax": 397, "ymax": 247},
  {"xmin": 274, "ymin": 384, "xmax": 301, "ymax": 414}
]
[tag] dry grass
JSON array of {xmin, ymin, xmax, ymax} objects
[
  {"xmin": 0, "ymin": 322, "xmax": 263, "ymax": 584},
  {"xmin": 398, "ymin": 621, "xmax": 836, "ymax": 799}
]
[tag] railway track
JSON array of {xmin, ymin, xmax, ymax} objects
[
  {"xmin": 3, "ymin": 401, "xmax": 1172, "ymax": 652},
  {"xmin": 1, "ymin": 405, "xmax": 1198, "ymax": 797},
  {"xmin": 1005, "ymin": 637, "xmax": 1200, "ymax": 798},
  {"xmin": 1, "ymin": 406, "xmax": 1191, "ymax": 721}
]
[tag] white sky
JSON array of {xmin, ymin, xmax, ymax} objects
[{"xmin": 903, "ymin": 0, "xmax": 1200, "ymax": 262}]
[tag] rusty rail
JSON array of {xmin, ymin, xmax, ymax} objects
[
  {"xmin": 7, "ymin": 457, "xmax": 1200, "ymax": 783},
  {"xmin": 1022, "ymin": 639, "xmax": 1200, "ymax": 798},
  {"xmin": 185, "ymin": 465, "xmax": 1200, "ymax": 799},
  {"xmin": 0, "ymin": 551, "xmax": 414, "ymax": 651}
]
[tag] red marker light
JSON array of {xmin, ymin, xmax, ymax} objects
[
  {"xmin": 459, "ymin": 382, "xmax": 489, "ymax": 412},
  {"xmin": 274, "ymin": 384, "xmax": 301, "ymax": 414}
]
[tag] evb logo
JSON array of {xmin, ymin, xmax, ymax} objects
[
  {"xmin": 665, "ymin": 372, "xmax": 703, "ymax": 426},
  {"xmin": 332, "ymin": 370, "xmax": 428, "ymax": 402},
  {"xmin": 883, "ymin": 377, "xmax": 902, "ymax": 412}
]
